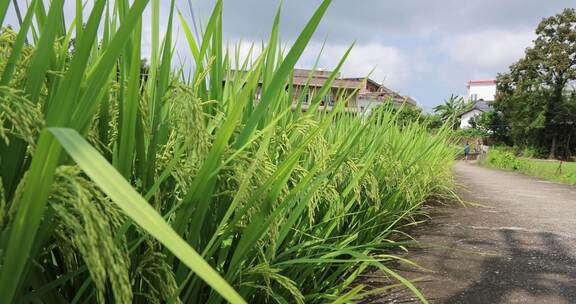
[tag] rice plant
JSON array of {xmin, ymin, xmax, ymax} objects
[{"xmin": 0, "ymin": 0, "xmax": 456, "ymax": 303}]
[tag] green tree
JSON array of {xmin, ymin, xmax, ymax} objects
[
  {"xmin": 496, "ymin": 8, "xmax": 576, "ymax": 158},
  {"xmin": 370, "ymin": 101, "xmax": 422, "ymax": 127},
  {"xmin": 470, "ymin": 110, "xmax": 510, "ymax": 144},
  {"xmin": 421, "ymin": 112, "xmax": 443, "ymax": 130},
  {"xmin": 433, "ymin": 94, "xmax": 467, "ymax": 130}
]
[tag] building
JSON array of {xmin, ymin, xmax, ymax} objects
[
  {"xmin": 467, "ymin": 80, "xmax": 496, "ymax": 102},
  {"xmin": 288, "ymin": 69, "xmax": 416, "ymax": 114},
  {"xmin": 346, "ymin": 77, "xmax": 417, "ymax": 115},
  {"xmin": 459, "ymin": 100, "xmax": 491, "ymax": 129},
  {"xmin": 289, "ymin": 69, "xmax": 361, "ymax": 111},
  {"xmin": 227, "ymin": 68, "xmax": 416, "ymax": 115},
  {"xmin": 459, "ymin": 80, "xmax": 496, "ymax": 129}
]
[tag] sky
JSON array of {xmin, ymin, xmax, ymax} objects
[{"xmin": 5, "ymin": 0, "xmax": 575, "ymax": 111}]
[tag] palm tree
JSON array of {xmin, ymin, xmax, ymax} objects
[{"xmin": 433, "ymin": 94, "xmax": 467, "ymax": 130}]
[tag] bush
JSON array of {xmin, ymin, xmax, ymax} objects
[
  {"xmin": 470, "ymin": 110, "xmax": 510, "ymax": 144},
  {"xmin": 455, "ymin": 128, "xmax": 488, "ymax": 138},
  {"xmin": 483, "ymin": 148, "xmax": 529, "ymax": 171},
  {"xmin": 518, "ymin": 146, "xmax": 547, "ymax": 158}
]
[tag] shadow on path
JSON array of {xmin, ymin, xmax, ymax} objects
[
  {"xmin": 364, "ymin": 163, "xmax": 576, "ymax": 303},
  {"xmin": 444, "ymin": 229, "xmax": 576, "ymax": 303}
]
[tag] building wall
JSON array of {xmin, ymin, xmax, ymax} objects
[
  {"xmin": 356, "ymin": 96, "xmax": 410, "ymax": 117},
  {"xmin": 293, "ymin": 85, "xmax": 358, "ymax": 108},
  {"xmin": 468, "ymin": 83, "xmax": 496, "ymax": 101},
  {"xmin": 365, "ymin": 81, "xmax": 380, "ymax": 94},
  {"xmin": 460, "ymin": 109, "xmax": 483, "ymax": 129},
  {"xmin": 246, "ymin": 69, "xmax": 414, "ymax": 114},
  {"xmin": 356, "ymin": 98, "xmax": 381, "ymax": 115}
]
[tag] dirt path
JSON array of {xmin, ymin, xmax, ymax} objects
[{"xmin": 372, "ymin": 161, "xmax": 576, "ymax": 304}]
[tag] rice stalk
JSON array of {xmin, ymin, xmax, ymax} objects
[{"xmin": 0, "ymin": 0, "xmax": 457, "ymax": 303}]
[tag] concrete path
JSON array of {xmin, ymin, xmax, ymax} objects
[{"xmin": 370, "ymin": 162, "xmax": 576, "ymax": 304}]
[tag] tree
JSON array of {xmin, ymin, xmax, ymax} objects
[
  {"xmin": 421, "ymin": 112, "xmax": 443, "ymax": 130},
  {"xmin": 470, "ymin": 110, "xmax": 510, "ymax": 144},
  {"xmin": 370, "ymin": 101, "xmax": 423, "ymax": 127},
  {"xmin": 433, "ymin": 94, "xmax": 467, "ymax": 130},
  {"xmin": 496, "ymin": 8, "xmax": 576, "ymax": 158}
]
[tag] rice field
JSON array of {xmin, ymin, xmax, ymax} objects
[{"xmin": 0, "ymin": 0, "xmax": 456, "ymax": 303}]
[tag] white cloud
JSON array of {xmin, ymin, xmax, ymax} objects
[
  {"xmin": 300, "ymin": 42, "xmax": 412, "ymax": 87},
  {"xmin": 232, "ymin": 40, "xmax": 264, "ymax": 66},
  {"xmin": 205, "ymin": 40, "xmax": 413, "ymax": 88},
  {"xmin": 440, "ymin": 29, "xmax": 535, "ymax": 68}
]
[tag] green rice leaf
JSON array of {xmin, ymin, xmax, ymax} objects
[
  {"xmin": 72, "ymin": 0, "xmax": 150, "ymax": 131},
  {"xmin": 0, "ymin": 0, "xmax": 10, "ymax": 27},
  {"xmin": 0, "ymin": 0, "xmax": 37, "ymax": 86},
  {"xmin": 45, "ymin": 0, "xmax": 106, "ymax": 126},
  {"xmin": 23, "ymin": 0, "xmax": 64, "ymax": 103},
  {"xmin": 235, "ymin": 0, "xmax": 332, "ymax": 147},
  {"xmin": 48, "ymin": 128, "xmax": 246, "ymax": 304},
  {"xmin": 0, "ymin": 131, "xmax": 62, "ymax": 302}
]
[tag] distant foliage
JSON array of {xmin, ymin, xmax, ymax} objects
[
  {"xmin": 482, "ymin": 148, "xmax": 529, "ymax": 171},
  {"xmin": 455, "ymin": 127, "xmax": 488, "ymax": 139},
  {"xmin": 469, "ymin": 110, "xmax": 510, "ymax": 144},
  {"xmin": 370, "ymin": 101, "xmax": 422, "ymax": 126},
  {"xmin": 423, "ymin": 113, "xmax": 444, "ymax": 130},
  {"xmin": 518, "ymin": 145, "xmax": 548, "ymax": 159},
  {"xmin": 481, "ymin": 148, "xmax": 576, "ymax": 185},
  {"xmin": 494, "ymin": 8, "xmax": 576, "ymax": 159},
  {"xmin": 433, "ymin": 94, "xmax": 469, "ymax": 130}
]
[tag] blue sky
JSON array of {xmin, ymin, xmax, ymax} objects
[{"xmin": 5, "ymin": 1, "xmax": 574, "ymax": 111}]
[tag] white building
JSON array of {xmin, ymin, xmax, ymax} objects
[
  {"xmin": 460, "ymin": 100, "xmax": 491, "ymax": 129},
  {"xmin": 467, "ymin": 80, "xmax": 496, "ymax": 102},
  {"xmin": 460, "ymin": 80, "xmax": 496, "ymax": 129}
]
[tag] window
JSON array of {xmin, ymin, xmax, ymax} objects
[{"xmin": 471, "ymin": 93, "xmax": 478, "ymax": 101}]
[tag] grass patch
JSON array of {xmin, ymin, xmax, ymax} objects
[
  {"xmin": 481, "ymin": 148, "xmax": 576, "ymax": 185},
  {"xmin": 521, "ymin": 159, "xmax": 576, "ymax": 185}
]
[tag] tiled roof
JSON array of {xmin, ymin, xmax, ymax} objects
[
  {"xmin": 474, "ymin": 100, "xmax": 491, "ymax": 112},
  {"xmin": 225, "ymin": 69, "xmax": 416, "ymax": 106},
  {"xmin": 292, "ymin": 76, "xmax": 362, "ymax": 89},
  {"xmin": 459, "ymin": 100, "xmax": 491, "ymax": 117}
]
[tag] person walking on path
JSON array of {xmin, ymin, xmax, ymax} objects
[{"xmin": 464, "ymin": 142, "xmax": 471, "ymax": 161}]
